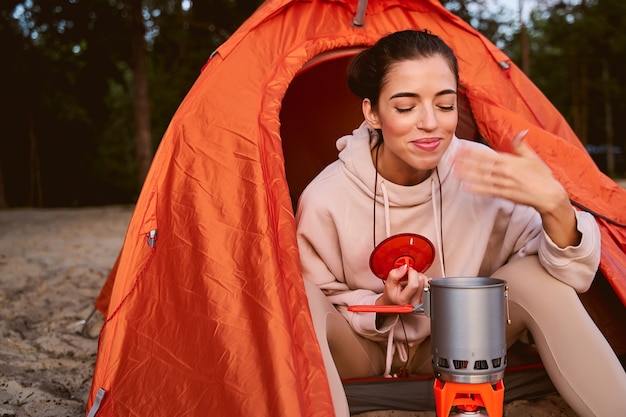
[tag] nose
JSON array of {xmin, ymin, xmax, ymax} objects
[{"xmin": 417, "ymin": 106, "xmax": 438, "ymax": 131}]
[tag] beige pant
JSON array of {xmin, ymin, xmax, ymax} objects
[{"xmin": 304, "ymin": 256, "xmax": 626, "ymax": 417}]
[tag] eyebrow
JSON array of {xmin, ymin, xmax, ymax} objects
[{"xmin": 390, "ymin": 89, "xmax": 457, "ymax": 99}]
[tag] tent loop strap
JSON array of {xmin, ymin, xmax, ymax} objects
[
  {"xmin": 352, "ymin": 0, "xmax": 368, "ymax": 27},
  {"xmin": 79, "ymin": 306, "xmax": 100, "ymax": 339},
  {"xmin": 87, "ymin": 388, "xmax": 107, "ymax": 417}
]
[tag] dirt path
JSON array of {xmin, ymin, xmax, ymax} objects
[{"xmin": 0, "ymin": 206, "xmax": 133, "ymax": 417}]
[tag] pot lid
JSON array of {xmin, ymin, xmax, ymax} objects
[{"xmin": 369, "ymin": 233, "xmax": 435, "ymax": 281}]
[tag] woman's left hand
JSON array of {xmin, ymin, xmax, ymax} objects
[
  {"xmin": 452, "ymin": 130, "xmax": 581, "ymax": 248},
  {"xmin": 376, "ymin": 264, "xmax": 428, "ymax": 307}
]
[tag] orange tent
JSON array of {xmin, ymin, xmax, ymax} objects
[{"xmin": 87, "ymin": 0, "xmax": 626, "ymax": 415}]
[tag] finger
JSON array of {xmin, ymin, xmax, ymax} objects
[
  {"xmin": 452, "ymin": 147, "xmax": 497, "ymax": 180},
  {"xmin": 456, "ymin": 157, "xmax": 497, "ymax": 187},
  {"xmin": 511, "ymin": 129, "xmax": 535, "ymax": 158},
  {"xmin": 402, "ymin": 269, "xmax": 425, "ymax": 300},
  {"xmin": 403, "ymin": 268, "xmax": 421, "ymax": 291},
  {"xmin": 400, "ymin": 268, "xmax": 422, "ymax": 305},
  {"xmin": 386, "ymin": 264, "xmax": 408, "ymax": 285},
  {"xmin": 412, "ymin": 273, "xmax": 429, "ymax": 304}
]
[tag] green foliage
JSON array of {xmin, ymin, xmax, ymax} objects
[
  {"xmin": 1, "ymin": 0, "xmax": 624, "ymax": 207},
  {"xmin": 1, "ymin": 0, "xmax": 263, "ymax": 206},
  {"xmin": 147, "ymin": 0, "xmax": 263, "ymax": 142},
  {"xmin": 519, "ymin": 1, "xmax": 625, "ymax": 143},
  {"xmin": 93, "ymin": 63, "xmax": 138, "ymax": 201},
  {"xmin": 1, "ymin": 0, "xmax": 132, "ymax": 206},
  {"xmin": 441, "ymin": 0, "xmax": 517, "ymax": 48}
]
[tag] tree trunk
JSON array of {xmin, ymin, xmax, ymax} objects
[
  {"xmin": 602, "ymin": 58, "xmax": 615, "ymax": 177},
  {"xmin": 569, "ymin": 45, "xmax": 588, "ymax": 145},
  {"xmin": 518, "ymin": 0, "xmax": 530, "ymax": 77},
  {"xmin": 130, "ymin": 0, "xmax": 152, "ymax": 189},
  {"xmin": 28, "ymin": 113, "xmax": 42, "ymax": 207},
  {"xmin": 0, "ymin": 156, "xmax": 7, "ymax": 208},
  {"xmin": 519, "ymin": 0, "xmax": 530, "ymax": 75},
  {"xmin": 520, "ymin": 24, "xmax": 530, "ymax": 75},
  {"xmin": 578, "ymin": 0, "xmax": 589, "ymax": 146},
  {"xmin": 580, "ymin": 55, "xmax": 589, "ymax": 145}
]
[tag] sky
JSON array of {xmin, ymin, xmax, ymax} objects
[
  {"xmin": 495, "ymin": 0, "xmax": 522, "ymax": 11},
  {"xmin": 490, "ymin": 0, "xmax": 532, "ymax": 21},
  {"xmin": 492, "ymin": 0, "xmax": 583, "ymax": 21}
]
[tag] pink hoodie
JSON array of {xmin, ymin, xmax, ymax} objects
[{"xmin": 296, "ymin": 122, "xmax": 600, "ymax": 347}]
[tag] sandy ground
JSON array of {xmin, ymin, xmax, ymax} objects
[
  {"xmin": 0, "ymin": 206, "xmax": 132, "ymax": 417},
  {"xmin": 3, "ymin": 199, "xmax": 624, "ymax": 416}
]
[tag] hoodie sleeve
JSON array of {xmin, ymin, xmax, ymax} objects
[
  {"xmin": 296, "ymin": 181, "xmax": 396, "ymax": 340},
  {"xmin": 507, "ymin": 206, "xmax": 600, "ymax": 293},
  {"xmin": 537, "ymin": 209, "xmax": 600, "ymax": 293}
]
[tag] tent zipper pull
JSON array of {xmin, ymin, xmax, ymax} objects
[{"xmin": 147, "ymin": 229, "xmax": 158, "ymax": 248}]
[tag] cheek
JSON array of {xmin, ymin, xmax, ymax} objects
[
  {"xmin": 440, "ymin": 113, "xmax": 458, "ymax": 132},
  {"xmin": 383, "ymin": 117, "xmax": 416, "ymax": 137}
]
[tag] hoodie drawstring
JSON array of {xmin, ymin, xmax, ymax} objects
[
  {"xmin": 380, "ymin": 182, "xmax": 391, "ymax": 237},
  {"xmin": 379, "ymin": 181, "xmax": 397, "ymax": 377},
  {"xmin": 431, "ymin": 175, "xmax": 446, "ymax": 277},
  {"xmin": 378, "ymin": 173, "xmax": 444, "ymax": 378}
]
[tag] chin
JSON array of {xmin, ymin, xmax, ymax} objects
[{"xmin": 416, "ymin": 157, "xmax": 443, "ymax": 171}]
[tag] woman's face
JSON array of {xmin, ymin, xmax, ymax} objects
[{"xmin": 363, "ymin": 55, "xmax": 458, "ymax": 185}]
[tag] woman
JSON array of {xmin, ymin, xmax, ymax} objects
[{"xmin": 296, "ymin": 30, "xmax": 626, "ymax": 417}]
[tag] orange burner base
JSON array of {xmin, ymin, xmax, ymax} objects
[{"xmin": 433, "ymin": 379, "xmax": 504, "ymax": 417}]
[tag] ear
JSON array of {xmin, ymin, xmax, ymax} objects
[{"xmin": 362, "ymin": 99, "xmax": 381, "ymax": 129}]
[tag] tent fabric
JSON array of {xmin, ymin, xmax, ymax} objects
[{"xmin": 88, "ymin": 0, "xmax": 626, "ymax": 415}]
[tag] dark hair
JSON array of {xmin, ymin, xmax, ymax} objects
[{"xmin": 347, "ymin": 30, "xmax": 459, "ymax": 108}]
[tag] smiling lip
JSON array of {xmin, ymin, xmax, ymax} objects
[{"xmin": 412, "ymin": 138, "xmax": 441, "ymax": 152}]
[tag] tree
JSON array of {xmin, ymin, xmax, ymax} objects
[
  {"xmin": 130, "ymin": 0, "xmax": 153, "ymax": 187},
  {"xmin": 2, "ymin": 0, "xmax": 621, "ymax": 207},
  {"xmin": 441, "ymin": 0, "xmax": 516, "ymax": 47},
  {"xmin": 522, "ymin": 0, "xmax": 626, "ymax": 176},
  {"xmin": 0, "ymin": 0, "xmax": 30, "ymax": 207},
  {"xmin": 0, "ymin": 0, "xmax": 136, "ymax": 206}
]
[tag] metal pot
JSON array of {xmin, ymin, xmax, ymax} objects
[{"xmin": 424, "ymin": 277, "xmax": 509, "ymax": 384}]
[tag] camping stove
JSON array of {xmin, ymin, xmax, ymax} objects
[
  {"xmin": 348, "ymin": 235, "xmax": 511, "ymax": 417},
  {"xmin": 424, "ymin": 277, "xmax": 510, "ymax": 417}
]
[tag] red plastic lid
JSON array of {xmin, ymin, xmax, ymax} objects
[{"xmin": 369, "ymin": 233, "xmax": 435, "ymax": 280}]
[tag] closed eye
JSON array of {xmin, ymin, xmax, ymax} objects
[
  {"xmin": 438, "ymin": 105, "xmax": 456, "ymax": 111},
  {"xmin": 395, "ymin": 107, "xmax": 414, "ymax": 113}
]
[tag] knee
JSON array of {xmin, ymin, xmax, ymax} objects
[
  {"xmin": 303, "ymin": 279, "xmax": 336, "ymax": 318},
  {"xmin": 491, "ymin": 255, "xmax": 543, "ymax": 280},
  {"xmin": 303, "ymin": 279, "xmax": 341, "ymax": 340},
  {"xmin": 303, "ymin": 278, "xmax": 324, "ymax": 304},
  {"xmin": 492, "ymin": 256, "xmax": 579, "ymax": 309},
  {"xmin": 492, "ymin": 256, "xmax": 569, "ymax": 290}
]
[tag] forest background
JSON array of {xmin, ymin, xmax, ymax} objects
[{"xmin": 1, "ymin": 0, "xmax": 624, "ymax": 208}]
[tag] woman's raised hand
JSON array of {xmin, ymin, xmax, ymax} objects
[{"xmin": 452, "ymin": 130, "xmax": 580, "ymax": 248}]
